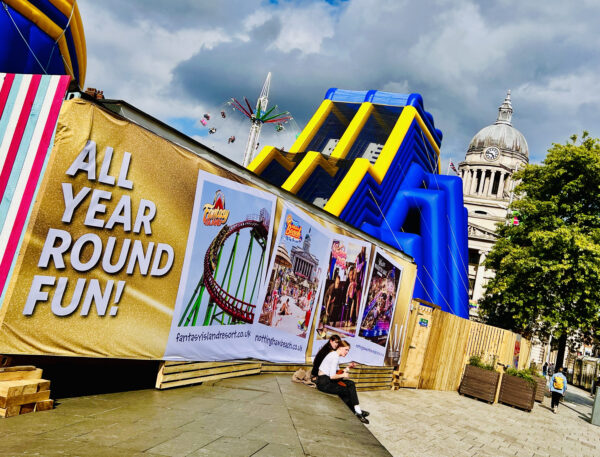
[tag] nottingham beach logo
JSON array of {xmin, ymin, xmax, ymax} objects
[
  {"xmin": 203, "ymin": 190, "xmax": 230, "ymax": 226},
  {"xmin": 284, "ymin": 214, "xmax": 302, "ymax": 242}
]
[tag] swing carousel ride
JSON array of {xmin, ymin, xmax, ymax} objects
[{"xmin": 199, "ymin": 72, "xmax": 300, "ymax": 167}]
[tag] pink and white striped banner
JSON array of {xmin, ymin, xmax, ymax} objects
[{"xmin": 0, "ymin": 73, "xmax": 71, "ymax": 299}]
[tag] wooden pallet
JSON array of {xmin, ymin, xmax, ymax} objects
[
  {"xmin": 0, "ymin": 367, "xmax": 53, "ymax": 418},
  {"xmin": 156, "ymin": 361, "xmax": 394, "ymax": 391},
  {"xmin": 155, "ymin": 361, "xmax": 261, "ymax": 389},
  {"xmin": 261, "ymin": 363, "xmax": 312, "ymax": 374},
  {"xmin": 350, "ymin": 366, "xmax": 394, "ymax": 391}
]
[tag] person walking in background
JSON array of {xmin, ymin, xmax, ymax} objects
[
  {"xmin": 542, "ymin": 362, "xmax": 548, "ymax": 377},
  {"xmin": 549, "ymin": 367, "xmax": 567, "ymax": 413},
  {"xmin": 548, "ymin": 362, "xmax": 555, "ymax": 377}
]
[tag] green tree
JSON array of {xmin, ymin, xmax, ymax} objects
[{"xmin": 480, "ymin": 132, "xmax": 600, "ymax": 367}]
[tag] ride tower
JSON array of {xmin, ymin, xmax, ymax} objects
[{"xmin": 235, "ymin": 72, "xmax": 293, "ymax": 167}]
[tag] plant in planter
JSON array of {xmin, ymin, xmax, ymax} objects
[
  {"xmin": 498, "ymin": 367, "xmax": 537, "ymax": 411},
  {"xmin": 459, "ymin": 355, "xmax": 500, "ymax": 403},
  {"xmin": 525, "ymin": 367, "xmax": 547, "ymax": 403}
]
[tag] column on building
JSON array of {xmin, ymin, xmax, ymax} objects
[
  {"xmin": 503, "ymin": 174, "xmax": 512, "ymax": 197},
  {"xmin": 480, "ymin": 169, "xmax": 486, "ymax": 196},
  {"xmin": 472, "ymin": 250, "xmax": 488, "ymax": 301},
  {"xmin": 497, "ymin": 172, "xmax": 506, "ymax": 198},
  {"xmin": 481, "ymin": 169, "xmax": 488, "ymax": 196},
  {"xmin": 487, "ymin": 170, "xmax": 497, "ymax": 197},
  {"xmin": 464, "ymin": 168, "xmax": 472, "ymax": 195},
  {"xmin": 470, "ymin": 169, "xmax": 479, "ymax": 194}
]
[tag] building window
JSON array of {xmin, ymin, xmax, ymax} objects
[{"xmin": 468, "ymin": 248, "xmax": 480, "ymax": 265}]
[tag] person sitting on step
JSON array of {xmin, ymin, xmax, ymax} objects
[{"xmin": 317, "ymin": 340, "xmax": 370, "ymax": 424}]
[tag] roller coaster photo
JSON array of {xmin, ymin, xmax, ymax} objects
[{"xmin": 178, "ymin": 209, "xmax": 271, "ymax": 327}]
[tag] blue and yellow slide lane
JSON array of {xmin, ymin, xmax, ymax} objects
[
  {"xmin": 248, "ymin": 89, "xmax": 468, "ymax": 318},
  {"xmin": 0, "ymin": 0, "xmax": 87, "ymax": 87}
]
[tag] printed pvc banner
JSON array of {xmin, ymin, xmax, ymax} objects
[
  {"xmin": 0, "ymin": 98, "xmax": 417, "ymax": 365},
  {"xmin": 253, "ymin": 203, "xmax": 332, "ymax": 362},
  {"xmin": 354, "ymin": 248, "xmax": 403, "ymax": 366},
  {"xmin": 163, "ymin": 172, "xmax": 276, "ymax": 361},
  {"xmin": 311, "ymin": 235, "xmax": 371, "ymax": 361},
  {"xmin": 0, "ymin": 100, "xmax": 203, "ymax": 358}
]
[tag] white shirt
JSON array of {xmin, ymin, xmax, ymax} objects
[{"xmin": 319, "ymin": 351, "xmax": 340, "ymax": 378}]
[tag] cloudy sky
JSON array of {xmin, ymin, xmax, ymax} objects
[{"xmin": 78, "ymin": 0, "xmax": 600, "ymax": 170}]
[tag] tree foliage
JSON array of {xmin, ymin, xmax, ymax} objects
[{"xmin": 480, "ymin": 132, "xmax": 600, "ymax": 350}]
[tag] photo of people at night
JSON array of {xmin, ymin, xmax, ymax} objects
[
  {"xmin": 358, "ymin": 251, "xmax": 402, "ymax": 347},
  {"xmin": 315, "ymin": 238, "xmax": 370, "ymax": 339}
]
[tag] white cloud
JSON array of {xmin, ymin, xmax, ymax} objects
[{"xmin": 76, "ymin": 0, "xmax": 600, "ymax": 166}]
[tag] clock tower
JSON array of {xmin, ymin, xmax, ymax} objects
[{"xmin": 457, "ymin": 91, "xmax": 529, "ymax": 318}]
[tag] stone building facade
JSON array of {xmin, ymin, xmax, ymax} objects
[
  {"xmin": 457, "ymin": 91, "xmax": 529, "ymax": 318},
  {"xmin": 290, "ymin": 232, "xmax": 319, "ymax": 282}
]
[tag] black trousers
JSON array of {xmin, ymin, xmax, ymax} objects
[
  {"xmin": 316, "ymin": 375, "xmax": 359, "ymax": 411},
  {"xmin": 551, "ymin": 391, "xmax": 562, "ymax": 409}
]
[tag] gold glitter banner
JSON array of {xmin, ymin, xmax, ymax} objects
[{"xmin": 0, "ymin": 99, "xmax": 416, "ymax": 361}]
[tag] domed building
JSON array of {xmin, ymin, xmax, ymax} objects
[{"xmin": 457, "ymin": 91, "xmax": 529, "ymax": 317}]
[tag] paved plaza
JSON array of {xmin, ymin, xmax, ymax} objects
[
  {"xmin": 361, "ymin": 382, "xmax": 600, "ymax": 457},
  {"xmin": 0, "ymin": 373, "xmax": 599, "ymax": 456},
  {"xmin": 0, "ymin": 374, "xmax": 389, "ymax": 457}
]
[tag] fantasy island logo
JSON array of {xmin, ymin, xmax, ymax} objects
[
  {"xmin": 284, "ymin": 214, "xmax": 302, "ymax": 241},
  {"xmin": 203, "ymin": 190, "xmax": 230, "ymax": 226}
]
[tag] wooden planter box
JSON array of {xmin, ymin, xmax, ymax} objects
[
  {"xmin": 459, "ymin": 364, "xmax": 501, "ymax": 403},
  {"xmin": 534, "ymin": 376, "xmax": 546, "ymax": 402},
  {"xmin": 498, "ymin": 374, "xmax": 536, "ymax": 411}
]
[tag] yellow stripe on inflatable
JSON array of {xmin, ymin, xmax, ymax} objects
[
  {"xmin": 331, "ymin": 102, "xmax": 373, "ymax": 159},
  {"xmin": 324, "ymin": 106, "xmax": 441, "ymax": 216},
  {"xmin": 6, "ymin": 0, "xmax": 76, "ymax": 81},
  {"xmin": 289, "ymin": 100, "xmax": 333, "ymax": 153},
  {"xmin": 370, "ymin": 106, "xmax": 416, "ymax": 183},
  {"xmin": 280, "ymin": 102, "xmax": 374, "ymax": 195},
  {"xmin": 72, "ymin": 1, "xmax": 86, "ymax": 85},
  {"xmin": 281, "ymin": 151, "xmax": 337, "ymax": 194},
  {"xmin": 247, "ymin": 146, "xmax": 296, "ymax": 175},
  {"xmin": 323, "ymin": 159, "xmax": 371, "ymax": 216},
  {"xmin": 49, "ymin": 0, "xmax": 86, "ymax": 87}
]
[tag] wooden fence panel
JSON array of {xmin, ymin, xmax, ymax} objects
[
  {"xmin": 518, "ymin": 339, "xmax": 532, "ymax": 370},
  {"xmin": 397, "ymin": 304, "xmax": 435, "ymax": 388},
  {"xmin": 412, "ymin": 310, "xmax": 533, "ymax": 392},
  {"xmin": 418, "ymin": 310, "xmax": 471, "ymax": 391}
]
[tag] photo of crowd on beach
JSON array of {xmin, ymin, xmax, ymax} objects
[
  {"xmin": 315, "ymin": 237, "xmax": 370, "ymax": 339},
  {"xmin": 358, "ymin": 250, "xmax": 402, "ymax": 347},
  {"xmin": 258, "ymin": 208, "xmax": 331, "ymax": 338}
]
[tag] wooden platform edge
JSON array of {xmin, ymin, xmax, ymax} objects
[{"xmin": 156, "ymin": 360, "xmax": 395, "ymax": 390}]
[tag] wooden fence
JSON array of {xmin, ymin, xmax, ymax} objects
[{"xmin": 396, "ymin": 302, "xmax": 532, "ymax": 391}]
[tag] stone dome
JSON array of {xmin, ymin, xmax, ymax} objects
[{"xmin": 467, "ymin": 91, "xmax": 529, "ymax": 160}]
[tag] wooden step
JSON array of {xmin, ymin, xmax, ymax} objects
[{"xmin": 156, "ymin": 361, "xmax": 261, "ymax": 389}]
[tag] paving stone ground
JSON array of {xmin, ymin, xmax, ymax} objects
[
  {"xmin": 0, "ymin": 374, "xmax": 389, "ymax": 457},
  {"xmin": 360, "ymin": 382, "xmax": 600, "ymax": 457},
  {"xmin": 1, "ymin": 373, "xmax": 598, "ymax": 457}
]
